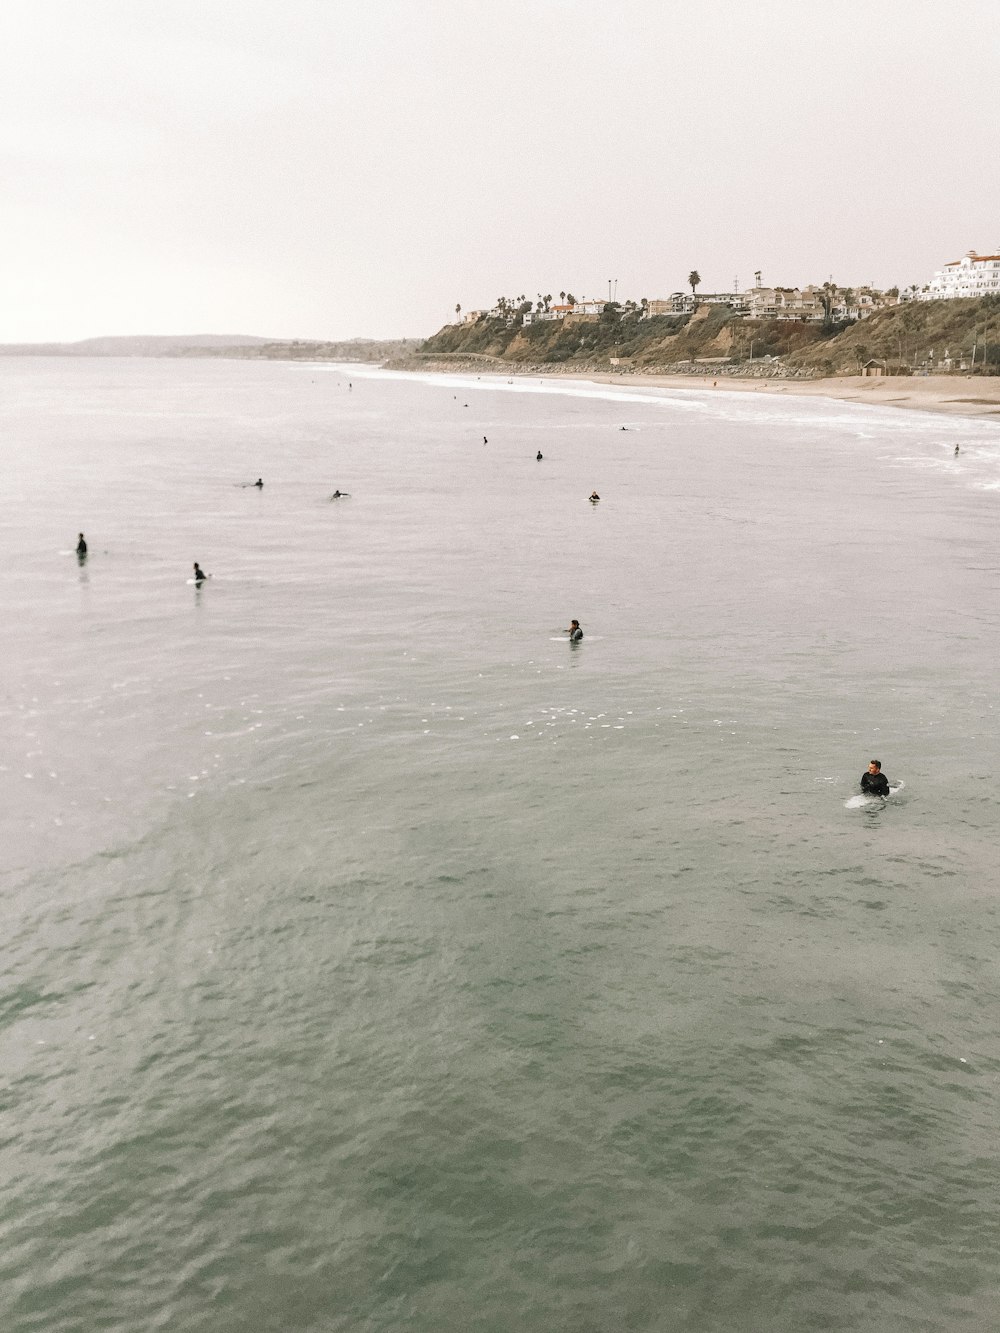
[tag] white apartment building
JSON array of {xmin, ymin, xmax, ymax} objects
[{"xmin": 923, "ymin": 250, "xmax": 1000, "ymax": 299}]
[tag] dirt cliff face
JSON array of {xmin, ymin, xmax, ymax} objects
[{"xmin": 419, "ymin": 296, "xmax": 1000, "ymax": 377}]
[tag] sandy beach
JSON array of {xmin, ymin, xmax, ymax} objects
[
  {"xmin": 566, "ymin": 372, "xmax": 1000, "ymax": 423},
  {"xmin": 410, "ymin": 357, "xmax": 1000, "ymax": 424}
]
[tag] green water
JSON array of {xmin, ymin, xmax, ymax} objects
[{"xmin": 2, "ymin": 357, "xmax": 999, "ymax": 1331}]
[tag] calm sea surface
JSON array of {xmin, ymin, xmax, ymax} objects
[{"xmin": 2, "ymin": 356, "xmax": 1000, "ymax": 1332}]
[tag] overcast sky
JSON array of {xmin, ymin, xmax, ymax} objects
[{"xmin": 1, "ymin": 0, "xmax": 997, "ymax": 342}]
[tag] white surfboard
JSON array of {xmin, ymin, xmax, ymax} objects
[{"xmin": 845, "ymin": 780, "xmax": 904, "ymax": 809}]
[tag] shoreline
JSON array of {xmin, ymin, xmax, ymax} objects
[
  {"xmin": 573, "ymin": 372, "xmax": 1000, "ymax": 423},
  {"xmin": 400, "ymin": 361, "xmax": 1000, "ymax": 424}
]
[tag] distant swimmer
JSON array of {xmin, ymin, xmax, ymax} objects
[
  {"xmin": 254, "ymin": 478, "xmax": 263, "ymax": 488},
  {"xmin": 75, "ymin": 532, "xmax": 87, "ymax": 556},
  {"xmin": 536, "ymin": 451, "xmax": 543, "ymax": 460},
  {"xmin": 330, "ymin": 489, "xmax": 350, "ymax": 499},
  {"xmin": 955, "ymin": 445, "xmax": 960, "ymax": 456},
  {"xmin": 589, "ymin": 491, "xmax": 600, "ymax": 502},
  {"xmin": 860, "ymin": 759, "xmax": 890, "ymax": 798},
  {"xmin": 566, "ymin": 619, "xmax": 583, "ymax": 642},
  {"xmin": 193, "ymin": 562, "xmax": 208, "ymax": 583}
]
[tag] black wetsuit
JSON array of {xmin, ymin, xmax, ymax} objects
[
  {"xmin": 76, "ymin": 538, "xmax": 87, "ymax": 555},
  {"xmin": 860, "ymin": 770, "xmax": 890, "ymax": 797},
  {"xmin": 569, "ymin": 627, "xmax": 583, "ymax": 642}
]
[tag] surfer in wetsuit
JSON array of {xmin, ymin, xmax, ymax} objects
[
  {"xmin": 589, "ymin": 491, "xmax": 600, "ymax": 501},
  {"xmin": 254, "ymin": 478, "xmax": 263, "ymax": 488},
  {"xmin": 193, "ymin": 562, "xmax": 208, "ymax": 583},
  {"xmin": 860, "ymin": 759, "xmax": 890, "ymax": 797},
  {"xmin": 76, "ymin": 533, "xmax": 87, "ymax": 556},
  {"xmin": 536, "ymin": 451, "xmax": 543, "ymax": 460},
  {"xmin": 566, "ymin": 619, "xmax": 583, "ymax": 642}
]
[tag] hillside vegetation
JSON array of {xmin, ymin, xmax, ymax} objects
[{"xmin": 415, "ymin": 297, "xmax": 1000, "ymax": 378}]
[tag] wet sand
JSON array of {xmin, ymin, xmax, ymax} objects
[{"xmin": 573, "ymin": 372, "xmax": 1000, "ymax": 422}]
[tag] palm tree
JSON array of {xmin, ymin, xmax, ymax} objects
[
  {"xmin": 455, "ymin": 303, "xmax": 461, "ymax": 323},
  {"xmin": 688, "ymin": 270, "xmax": 701, "ymax": 296},
  {"xmin": 559, "ymin": 291, "xmax": 566, "ymax": 304}
]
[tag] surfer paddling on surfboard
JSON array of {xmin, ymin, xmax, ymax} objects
[{"xmin": 860, "ymin": 759, "xmax": 890, "ymax": 798}]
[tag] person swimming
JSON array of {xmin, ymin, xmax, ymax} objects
[
  {"xmin": 589, "ymin": 491, "xmax": 600, "ymax": 501},
  {"xmin": 330, "ymin": 489, "xmax": 350, "ymax": 499},
  {"xmin": 254, "ymin": 478, "xmax": 263, "ymax": 488},
  {"xmin": 566, "ymin": 619, "xmax": 583, "ymax": 642},
  {"xmin": 193, "ymin": 562, "xmax": 208, "ymax": 583},
  {"xmin": 860, "ymin": 759, "xmax": 890, "ymax": 797},
  {"xmin": 76, "ymin": 532, "xmax": 87, "ymax": 555}
]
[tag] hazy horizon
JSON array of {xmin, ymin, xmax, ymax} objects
[{"xmin": 2, "ymin": 0, "xmax": 998, "ymax": 344}]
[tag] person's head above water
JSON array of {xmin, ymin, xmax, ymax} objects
[{"xmin": 868, "ymin": 759, "xmax": 882, "ymax": 773}]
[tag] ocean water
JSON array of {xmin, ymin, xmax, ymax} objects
[{"xmin": 2, "ymin": 356, "xmax": 999, "ymax": 1332}]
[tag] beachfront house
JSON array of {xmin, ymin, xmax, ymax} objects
[
  {"xmin": 573, "ymin": 299, "xmax": 608, "ymax": 316},
  {"xmin": 641, "ymin": 299, "xmax": 677, "ymax": 317},
  {"xmin": 741, "ymin": 287, "xmax": 820, "ymax": 320},
  {"xmin": 921, "ymin": 250, "xmax": 1000, "ymax": 299},
  {"xmin": 521, "ymin": 303, "xmax": 578, "ymax": 328}
]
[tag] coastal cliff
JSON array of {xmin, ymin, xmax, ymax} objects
[{"xmin": 408, "ymin": 297, "xmax": 1000, "ymax": 379}]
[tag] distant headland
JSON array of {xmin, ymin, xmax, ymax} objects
[{"xmin": 0, "ymin": 333, "xmax": 419, "ymax": 361}]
